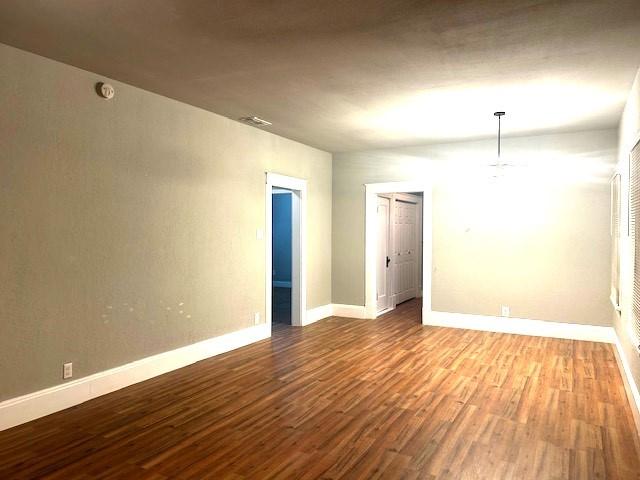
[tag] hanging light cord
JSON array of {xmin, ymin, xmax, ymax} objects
[
  {"xmin": 497, "ymin": 114, "xmax": 501, "ymax": 159},
  {"xmin": 493, "ymin": 111, "xmax": 505, "ymax": 168}
]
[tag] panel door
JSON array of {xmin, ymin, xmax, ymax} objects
[
  {"xmin": 376, "ymin": 196, "xmax": 392, "ymax": 313},
  {"xmin": 393, "ymin": 200, "xmax": 417, "ymax": 304}
]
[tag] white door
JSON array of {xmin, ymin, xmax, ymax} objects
[
  {"xmin": 376, "ymin": 196, "xmax": 392, "ymax": 313},
  {"xmin": 393, "ymin": 199, "xmax": 417, "ymax": 304}
]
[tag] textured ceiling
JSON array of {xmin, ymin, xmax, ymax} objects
[{"xmin": 1, "ymin": 0, "xmax": 639, "ymax": 152}]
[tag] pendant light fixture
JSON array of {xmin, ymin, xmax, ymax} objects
[{"xmin": 489, "ymin": 111, "xmax": 512, "ymax": 177}]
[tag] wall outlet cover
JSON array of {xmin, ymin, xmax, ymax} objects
[
  {"xmin": 501, "ymin": 305, "xmax": 510, "ymax": 317},
  {"xmin": 254, "ymin": 312, "xmax": 261, "ymax": 325},
  {"xmin": 63, "ymin": 362, "xmax": 73, "ymax": 379}
]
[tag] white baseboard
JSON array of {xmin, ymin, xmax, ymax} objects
[
  {"xmin": 613, "ymin": 334, "xmax": 640, "ymax": 436},
  {"xmin": 332, "ymin": 304, "xmax": 368, "ymax": 319},
  {"xmin": 425, "ymin": 311, "xmax": 616, "ymax": 343},
  {"xmin": 304, "ymin": 304, "xmax": 367, "ymax": 323},
  {"xmin": 304, "ymin": 304, "xmax": 332, "ymax": 325},
  {"xmin": 0, "ymin": 323, "xmax": 271, "ymax": 432},
  {"xmin": 272, "ymin": 280, "xmax": 292, "ymax": 288}
]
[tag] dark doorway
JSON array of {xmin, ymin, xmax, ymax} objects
[{"xmin": 272, "ymin": 189, "xmax": 292, "ymax": 325}]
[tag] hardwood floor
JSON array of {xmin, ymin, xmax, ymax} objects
[
  {"xmin": 272, "ymin": 286, "xmax": 292, "ymax": 325},
  {"xmin": 1, "ymin": 299, "xmax": 639, "ymax": 479}
]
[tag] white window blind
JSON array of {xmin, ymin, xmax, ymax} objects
[
  {"xmin": 629, "ymin": 139, "xmax": 640, "ymax": 346},
  {"xmin": 611, "ymin": 173, "xmax": 621, "ymax": 308}
]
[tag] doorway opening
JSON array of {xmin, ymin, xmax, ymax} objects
[
  {"xmin": 272, "ymin": 188, "xmax": 293, "ymax": 325},
  {"xmin": 364, "ymin": 181, "xmax": 432, "ymax": 324},
  {"xmin": 376, "ymin": 193, "xmax": 424, "ymax": 316},
  {"xmin": 265, "ymin": 173, "xmax": 307, "ymax": 327}
]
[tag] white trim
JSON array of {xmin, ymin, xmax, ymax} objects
[
  {"xmin": 267, "ymin": 173, "xmax": 307, "ymax": 192},
  {"xmin": 424, "ymin": 311, "xmax": 616, "ymax": 343},
  {"xmin": 0, "ymin": 323, "xmax": 270, "ymax": 432},
  {"xmin": 613, "ymin": 333, "xmax": 640, "ymax": 436},
  {"xmin": 302, "ymin": 304, "xmax": 370, "ymax": 325},
  {"xmin": 365, "ymin": 181, "xmax": 432, "ymax": 321},
  {"xmin": 332, "ymin": 304, "xmax": 368, "ymax": 319},
  {"xmin": 365, "ymin": 181, "xmax": 430, "ymax": 193},
  {"xmin": 266, "ymin": 173, "xmax": 307, "ymax": 327},
  {"xmin": 304, "ymin": 304, "xmax": 333, "ymax": 325},
  {"xmin": 272, "ymin": 280, "xmax": 292, "ymax": 288},
  {"xmin": 610, "ymin": 293, "xmax": 622, "ymax": 312}
]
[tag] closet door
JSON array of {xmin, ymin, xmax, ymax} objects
[
  {"xmin": 376, "ymin": 196, "xmax": 392, "ymax": 313},
  {"xmin": 393, "ymin": 199, "xmax": 417, "ymax": 304}
]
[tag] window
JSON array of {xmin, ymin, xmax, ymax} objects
[
  {"xmin": 611, "ymin": 173, "xmax": 621, "ymax": 309},
  {"xmin": 629, "ymin": 139, "xmax": 640, "ymax": 346}
]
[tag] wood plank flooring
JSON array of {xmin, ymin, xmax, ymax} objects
[{"xmin": 1, "ymin": 299, "xmax": 639, "ymax": 479}]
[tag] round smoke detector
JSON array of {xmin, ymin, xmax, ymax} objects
[{"xmin": 97, "ymin": 82, "xmax": 115, "ymax": 100}]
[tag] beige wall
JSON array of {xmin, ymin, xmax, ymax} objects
[
  {"xmin": 333, "ymin": 130, "xmax": 615, "ymax": 326},
  {"xmin": 613, "ymin": 68, "xmax": 640, "ymax": 392},
  {"xmin": 0, "ymin": 43, "xmax": 332, "ymax": 401}
]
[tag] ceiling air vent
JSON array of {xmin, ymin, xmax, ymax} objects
[{"xmin": 239, "ymin": 116, "xmax": 272, "ymax": 127}]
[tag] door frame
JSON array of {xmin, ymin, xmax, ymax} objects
[
  {"xmin": 265, "ymin": 173, "xmax": 307, "ymax": 327},
  {"xmin": 364, "ymin": 181, "xmax": 432, "ymax": 323}
]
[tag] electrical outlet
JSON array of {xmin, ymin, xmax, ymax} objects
[
  {"xmin": 501, "ymin": 305, "xmax": 510, "ymax": 317},
  {"xmin": 256, "ymin": 229, "xmax": 264, "ymax": 240},
  {"xmin": 63, "ymin": 362, "xmax": 73, "ymax": 379},
  {"xmin": 254, "ymin": 312, "xmax": 261, "ymax": 325}
]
